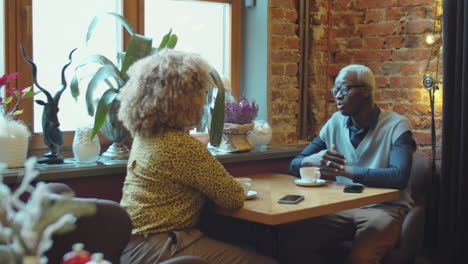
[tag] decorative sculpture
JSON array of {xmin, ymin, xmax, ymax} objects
[{"xmin": 20, "ymin": 44, "xmax": 77, "ymax": 164}]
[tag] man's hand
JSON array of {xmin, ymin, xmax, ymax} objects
[{"xmin": 317, "ymin": 145, "xmax": 352, "ymax": 180}]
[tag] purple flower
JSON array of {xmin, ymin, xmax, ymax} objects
[{"xmin": 225, "ymin": 97, "xmax": 259, "ymax": 124}]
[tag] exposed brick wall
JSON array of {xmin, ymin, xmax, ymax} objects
[
  {"xmin": 268, "ymin": 0, "xmax": 301, "ymax": 145},
  {"xmin": 268, "ymin": 0, "xmax": 443, "ymax": 159}
]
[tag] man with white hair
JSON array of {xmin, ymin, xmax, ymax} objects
[{"xmin": 287, "ymin": 64, "xmax": 417, "ymax": 264}]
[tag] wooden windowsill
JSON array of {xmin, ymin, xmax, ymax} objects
[{"xmin": 2, "ymin": 145, "xmax": 305, "ymax": 184}]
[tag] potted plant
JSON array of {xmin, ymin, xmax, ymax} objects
[
  {"xmin": 70, "ymin": 12, "xmax": 176, "ymax": 159},
  {"xmin": 218, "ymin": 97, "xmax": 259, "ymax": 152},
  {"xmin": 0, "ymin": 72, "xmax": 37, "ymax": 168},
  {"xmin": 71, "ymin": 12, "xmax": 227, "ymax": 156}
]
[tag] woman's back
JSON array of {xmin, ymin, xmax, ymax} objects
[{"xmin": 120, "ymin": 130, "xmax": 244, "ymax": 235}]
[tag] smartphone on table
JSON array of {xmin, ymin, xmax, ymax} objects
[
  {"xmin": 343, "ymin": 184, "xmax": 364, "ymax": 193},
  {"xmin": 277, "ymin": 195, "xmax": 304, "ymax": 204}
]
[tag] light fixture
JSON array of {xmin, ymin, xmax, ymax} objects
[{"xmin": 425, "ymin": 33, "xmax": 436, "ymax": 45}]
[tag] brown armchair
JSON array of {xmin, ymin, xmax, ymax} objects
[
  {"xmin": 382, "ymin": 152, "xmax": 431, "ymax": 264},
  {"xmin": 44, "ymin": 183, "xmax": 209, "ymax": 264},
  {"xmin": 44, "ymin": 193, "xmax": 133, "ymax": 264}
]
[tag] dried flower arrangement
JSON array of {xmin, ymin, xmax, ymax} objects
[
  {"xmin": 0, "ymin": 157, "xmax": 97, "ymax": 263},
  {"xmin": 224, "ymin": 97, "xmax": 259, "ymax": 125}
]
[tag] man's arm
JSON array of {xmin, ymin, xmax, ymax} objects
[
  {"xmin": 288, "ymin": 136, "xmax": 327, "ymax": 177},
  {"xmin": 350, "ymin": 131, "xmax": 416, "ymax": 189}
]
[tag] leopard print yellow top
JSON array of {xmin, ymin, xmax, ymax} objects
[{"xmin": 120, "ymin": 130, "xmax": 245, "ymax": 235}]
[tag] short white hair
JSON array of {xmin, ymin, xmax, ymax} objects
[{"xmin": 335, "ymin": 64, "xmax": 376, "ymax": 91}]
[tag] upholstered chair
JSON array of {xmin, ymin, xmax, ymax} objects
[
  {"xmin": 44, "ymin": 183, "xmax": 209, "ymax": 264},
  {"xmin": 382, "ymin": 152, "xmax": 431, "ymax": 264}
]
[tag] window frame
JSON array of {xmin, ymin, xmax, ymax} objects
[{"xmin": 4, "ymin": 0, "xmax": 241, "ymax": 155}]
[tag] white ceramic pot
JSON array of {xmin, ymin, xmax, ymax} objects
[{"xmin": 0, "ymin": 135, "xmax": 29, "ymax": 168}]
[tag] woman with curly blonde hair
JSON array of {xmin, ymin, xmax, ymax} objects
[{"xmin": 118, "ymin": 49, "xmax": 277, "ymax": 264}]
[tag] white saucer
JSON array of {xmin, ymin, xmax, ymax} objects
[
  {"xmin": 246, "ymin": 190, "xmax": 258, "ymax": 200},
  {"xmin": 294, "ymin": 178, "xmax": 327, "ymax": 187}
]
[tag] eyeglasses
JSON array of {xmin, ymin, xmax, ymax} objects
[{"xmin": 330, "ymin": 84, "xmax": 367, "ymax": 97}]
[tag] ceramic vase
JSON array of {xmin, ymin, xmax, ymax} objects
[
  {"xmin": 100, "ymin": 101, "xmax": 130, "ymax": 160},
  {"xmin": 0, "ymin": 120, "xmax": 30, "ymax": 168}
]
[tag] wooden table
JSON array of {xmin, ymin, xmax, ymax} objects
[{"xmin": 215, "ymin": 173, "xmax": 400, "ymax": 225}]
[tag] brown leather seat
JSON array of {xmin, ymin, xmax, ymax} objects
[
  {"xmin": 44, "ymin": 195, "xmax": 132, "ymax": 264},
  {"xmin": 382, "ymin": 152, "xmax": 431, "ymax": 264},
  {"xmin": 44, "ymin": 183, "xmax": 209, "ymax": 264}
]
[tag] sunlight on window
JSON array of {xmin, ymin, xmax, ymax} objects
[
  {"xmin": 32, "ymin": 0, "xmax": 121, "ymax": 132},
  {"xmin": 145, "ymin": 0, "xmax": 230, "ymax": 78}
]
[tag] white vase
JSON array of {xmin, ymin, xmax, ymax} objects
[
  {"xmin": 73, "ymin": 125, "xmax": 100, "ymax": 163},
  {"xmin": 0, "ymin": 119, "xmax": 30, "ymax": 168}
]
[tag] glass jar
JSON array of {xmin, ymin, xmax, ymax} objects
[
  {"xmin": 73, "ymin": 125, "xmax": 100, "ymax": 163},
  {"xmin": 247, "ymin": 120, "xmax": 272, "ymax": 151}
]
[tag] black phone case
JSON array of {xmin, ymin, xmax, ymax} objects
[{"xmin": 343, "ymin": 184, "xmax": 364, "ymax": 193}]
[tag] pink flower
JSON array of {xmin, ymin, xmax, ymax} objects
[
  {"xmin": 1, "ymin": 73, "xmax": 35, "ymax": 121},
  {"xmin": 0, "ymin": 72, "xmax": 18, "ymax": 87}
]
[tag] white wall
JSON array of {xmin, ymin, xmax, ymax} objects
[{"xmin": 241, "ymin": 0, "xmax": 268, "ymax": 121}]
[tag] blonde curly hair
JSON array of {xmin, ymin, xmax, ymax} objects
[{"xmin": 117, "ymin": 49, "xmax": 214, "ymax": 137}]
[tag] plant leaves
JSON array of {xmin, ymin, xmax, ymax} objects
[
  {"xmin": 166, "ymin": 34, "xmax": 178, "ymax": 49},
  {"xmin": 76, "ymin": 54, "xmax": 119, "ymax": 70},
  {"xmin": 91, "ymin": 89, "xmax": 119, "ymax": 139},
  {"xmin": 121, "ymin": 34, "xmax": 153, "ymax": 78},
  {"xmin": 70, "ymin": 75, "xmax": 80, "ymax": 100},
  {"xmin": 209, "ymin": 69, "xmax": 225, "ymax": 147},
  {"xmin": 22, "ymin": 90, "xmax": 39, "ymax": 99},
  {"xmin": 85, "ymin": 65, "xmax": 125, "ymax": 116},
  {"xmin": 86, "ymin": 12, "xmax": 135, "ymax": 43},
  {"xmin": 157, "ymin": 29, "xmax": 173, "ymax": 50},
  {"xmin": 3, "ymin": 97, "xmax": 12, "ymax": 105}
]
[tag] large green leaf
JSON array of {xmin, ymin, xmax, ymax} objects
[
  {"xmin": 92, "ymin": 89, "xmax": 119, "ymax": 139},
  {"xmin": 86, "ymin": 12, "xmax": 135, "ymax": 42},
  {"xmin": 76, "ymin": 54, "xmax": 119, "ymax": 70},
  {"xmin": 71, "ymin": 55, "xmax": 121, "ymax": 100},
  {"xmin": 166, "ymin": 35, "xmax": 178, "ymax": 49},
  {"xmin": 70, "ymin": 75, "xmax": 80, "ymax": 100},
  {"xmin": 85, "ymin": 65, "xmax": 124, "ymax": 116},
  {"xmin": 121, "ymin": 34, "xmax": 153, "ymax": 78},
  {"xmin": 209, "ymin": 69, "xmax": 225, "ymax": 147}
]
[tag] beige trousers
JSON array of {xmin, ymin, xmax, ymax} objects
[
  {"xmin": 120, "ymin": 228, "xmax": 278, "ymax": 264},
  {"xmin": 280, "ymin": 205, "xmax": 406, "ymax": 264}
]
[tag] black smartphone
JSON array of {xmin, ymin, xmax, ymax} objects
[
  {"xmin": 343, "ymin": 184, "xmax": 364, "ymax": 193},
  {"xmin": 277, "ymin": 195, "xmax": 305, "ymax": 204}
]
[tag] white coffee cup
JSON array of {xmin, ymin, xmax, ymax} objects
[
  {"xmin": 235, "ymin": 177, "xmax": 252, "ymax": 196},
  {"xmin": 300, "ymin": 167, "xmax": 321, "ymax": 183}
]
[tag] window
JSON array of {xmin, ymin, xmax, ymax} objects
[
  {"xmin": 5, "ymin": 0, "xmax": 240, "ymax": 152},
  {"xmin": 32, "ymin": 0, "xmax": 121, "ymax": 132}
]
